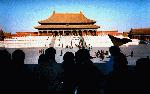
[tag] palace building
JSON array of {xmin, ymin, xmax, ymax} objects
[
  {"xmin": 128, "ymin": 28, "xmax": 150, "ymax": 41},
  {"xmin": 35, "ymin": 11, "xmax": 100, "ymax": 36}
]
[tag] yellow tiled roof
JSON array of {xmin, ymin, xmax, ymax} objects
[{"xmin": 39, "ymin": 12, "xmax": 95, "ymax": 24}]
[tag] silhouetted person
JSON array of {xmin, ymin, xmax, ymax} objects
[
  {"xmin": 36, "ymin": 54, "xmax": 50, "ymax": 94},
  {"xmin": 106, "ymin": 46, "xmax": 129, "ymax": 94},
  {"xmin": 75, "ymin": 49, "xmax": 103, "ymax": 94},
  {"xmin": 12, "ymin": 49, "xmax": 25, "ymax": 69},
  {"xmin": 62, "ymin": 52, "xmax": 76, "ymax": 94},
  {"xmin": 0, "ymin": 49, "xmax": 12, "ymax": 93},
  {"xmin": 131, "ymin": 51, "xmax": 133, "ymax": 57},
  {"xmin": 0, "ymin": 49, "xmax": 11, "ymax": 64},
  {"xmin": 136, "ymin": 57, "xmax": 150, "ymax": 77},
  {"xmin": 135, "ymin": 58, "xmax": 150, "ymax": 94},
  {"xmin": 12, "ymin": 49, "xmax": 39, "ymax": 93},
  {"xmin": 109, "ymin": 46, "xmax": 128, "ymax": 74},
  {"xmin": 45, "ymin": 47, "xmax": 57, "ymax": 63},
  {"xmin": 38, "ymin": 47, "xmax": 63, "ymax": 94},
  {"xmin": 99, "ymin": 50, "xmax": 105, "ymax": 61},
  {"xmin": 95, "ymin": 52, "xmax": 98, "ymax": 58},
  {"xmin": 60, "ymin": 50, "xmax": 63, "ymax": 56},
  {"xmin": 38, "ymin": 54, "xmax": 47, "ymax": 65},
  {"xmin": 105, "ymin": 51, "xmax": 109, "ymax": 55},
  {"xmin": 11, "ymin": 49, "xmax": 26, "ymax": 93},
  {"xmin": 97, "ymin": 50, "xmax": 100, "ymax": 56}
]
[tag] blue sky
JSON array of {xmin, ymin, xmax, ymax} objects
[{"xmin": 0, "ymin": 0, "xmax": 150, "ymax": 34}]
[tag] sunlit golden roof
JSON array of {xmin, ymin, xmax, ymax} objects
[{"xmin": 39, "ymin": 11, "xmax": 96, "ymax": 24}]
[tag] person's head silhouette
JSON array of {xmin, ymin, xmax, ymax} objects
[
  {"xmin": 109, "ymin": 46, "xmax": 121, "ymax": 56},
  {"xmin": 45, "ymin": 47, "xmax": 56, "ymax": 60},
  {"xmin": 75, "ymin": 49, "xmax": 90, "ymax": 64},
  {"xmin": 0, "ymin": 49, "xmax": 11, "ymax": 64},
  {"xmin": 63, "ymin": 52, "xmax": 74, "ymax": 62},
  {"xmin": 12, "ymin": 49, "xmax": 25, "ymax": 65},
  {"xmin": 38, "ymin": 54, "xmax": 48, "ymax": 66},
  {"xmin": 62, "ymin": 52, "xmax": 75, "ymax": 68}
]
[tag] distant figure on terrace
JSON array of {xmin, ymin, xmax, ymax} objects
[
  {"xmin": 131, "ymin": 51, "xmax": 133, "ymax": 57},
  {"xmin": 62, "ymin": 52, "xmax": 76, "ymax": 94},
  {"xmin": 100, "ymin": 50, "xmax": 105, "ymax": 61},
  {"xmin": 75, "ymin": 49, "xmax": 104, "ymax": 94}
]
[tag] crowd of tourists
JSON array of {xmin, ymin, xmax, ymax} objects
[{"xmin": 0, "ymin": 46, "xmax": 150, "ymax": 94}]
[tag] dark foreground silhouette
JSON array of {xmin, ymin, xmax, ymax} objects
[{"xmin": 0, "ymin": 46, "xmax": 150, "ymax": 94}]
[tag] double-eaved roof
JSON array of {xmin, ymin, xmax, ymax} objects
[
  {"xmin": 35, "ymin": 25, "xmax": 99, "ymax": 29},
  {"xmin": 35, "ymin": 11, "xmax": 100, "ymax": 30}
]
